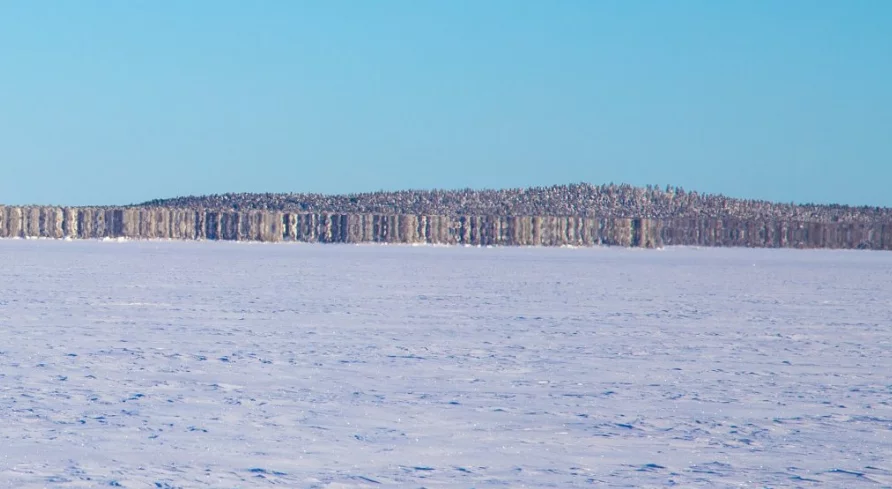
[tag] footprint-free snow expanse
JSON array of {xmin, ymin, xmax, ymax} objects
[{"xmin": 1, "ymin": 240, "xmax": 890, "ymax": 488}]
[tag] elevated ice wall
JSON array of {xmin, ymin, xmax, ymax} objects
[{"xmin": 0, "ymin": 206, "xmax": 889, "ymax": 249}]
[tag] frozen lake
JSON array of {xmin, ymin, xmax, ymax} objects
[{"xmin": 1, "ymin": 240, "xmax": 890, "ymax": 488}]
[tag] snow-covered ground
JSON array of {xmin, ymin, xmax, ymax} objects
[{"xmin": 1, "ymin": 240, "xmax": 890, "ymax": 488}]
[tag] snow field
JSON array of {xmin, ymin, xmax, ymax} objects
[{"xmin": 1, "ymin": 240, "xmax": 890, "ymax": 488}]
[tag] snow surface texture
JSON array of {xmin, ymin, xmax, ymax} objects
[{"xmin": 1, "ymin": 240, "xmax": 890, "ymax": 488}]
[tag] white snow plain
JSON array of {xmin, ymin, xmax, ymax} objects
[{"xmin": 1, "ymin": 240, "xmax": 890, "ymax": 488}]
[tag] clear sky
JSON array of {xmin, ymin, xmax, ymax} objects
[{"xmin": 1, "ymin": 1, "xmax": 889, "ymax": 207}]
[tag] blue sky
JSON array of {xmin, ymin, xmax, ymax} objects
[{"xmin": 1, "ymin": 1, "xmax": 889, "ymax": 206}]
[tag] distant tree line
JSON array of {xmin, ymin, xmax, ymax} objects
[{"xmin": 138, "ymin": 183, "xmax": 891, "ymax": 224}]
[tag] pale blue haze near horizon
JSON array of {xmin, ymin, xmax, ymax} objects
[{"xmin": 1, "ymin": 1, "xmax": 889, "ymax": 207}]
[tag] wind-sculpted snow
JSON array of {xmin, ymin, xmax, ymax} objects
[{"xmin": 1, "ymin": 241, "xmax": 890, "ymax": 488}]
